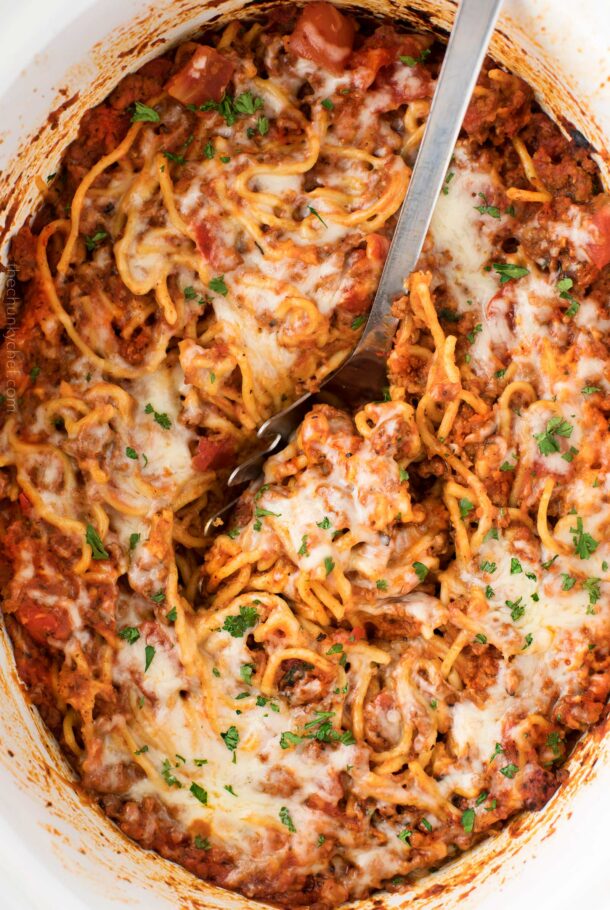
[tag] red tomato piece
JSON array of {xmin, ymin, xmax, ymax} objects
[
  {"xmin": 588, "ymin": 203, "xmax": 610, "ymax": 270},
  {"xmin": 16, "ymin": 601, "xmax": 72, "ymax": 645},
  {"xmin": 166, "ymin": 46, "xmax": 235, "ymax": 105},
  {"xmin": 288, "ymin": 2, "xmax": 355, "ymax": 73},
  {"xmin": 193, "ymin": 218, "xmax": 241, "ymax": 271},
  {"xmin": 193, "ymin": 437, "xmax": 235, "ymax": 472}
]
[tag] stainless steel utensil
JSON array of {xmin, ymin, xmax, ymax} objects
[{"xmin": 205, "ymin": 0, "xmax": 504, "ymax": 534}]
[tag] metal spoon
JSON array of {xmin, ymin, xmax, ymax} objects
[{"xmin": 205, "ymin": 0, "xmax": 504, "ymax": 533}]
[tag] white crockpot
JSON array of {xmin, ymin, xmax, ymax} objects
[{"xmin": 0, "ymin": 1, "xmax": 609, "ymax": 909}]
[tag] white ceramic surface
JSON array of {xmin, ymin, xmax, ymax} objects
[{"xmin": 0, "ymin": 1, "xmax": 609, "ymax": 909}]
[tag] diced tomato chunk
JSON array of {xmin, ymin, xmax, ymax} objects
[
  {"xmin": 193, "ymin": 436, "xmax": 235, "ymax": 472},
  {"xmin": 193, "ymin": 218, "xmax": 240, "ymax": 271},
  {"xmin": 588, "ymin": 203, "xmax": 610, "ymax": 270},
  {"xmin": 166, "ymin": 46, "xmax": 234, "ymax": 105},
  {"xmin": 16, "ymin": 601, "xmax": 72, "ymax": 645},
  {"xmin": 288, "ymin": 2, "xmax": 355, "ymax": 73}
]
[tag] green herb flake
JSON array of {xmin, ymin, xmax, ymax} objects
[
  {"xmin": 86, "ymin": 524, "xmax": 108, "ymax": 560},
  {"xmin": 461, "ymin": 808, "xmax": 475, "ymax": 834},
  {"xmin": 144, "ymin": 402, "xmax": 171, "ymax": 430},
  {"xmin": 132, "ymin": 101, "xmax": 160, "ymax": 123},
  {"xmin": 209, "ymin": 275, "xmax": 229, "ymax": 296},
  {"xmin": 222, "ymin": 604, "xmax": 259, "ymax": 637},
  {"xmin": 118, "ymin": 626, "xmax": 140, "ymax": 645},
  {"xmin": 190, "ymin": 782, "xmax": 208, "ymax": 805},
  {"xmin": 279, "ymin": 806, "xmax": 296, "ymax": 833},
  {"xmin": 492, "ymin": 262, "xmax": 529, "ymax": 284}
]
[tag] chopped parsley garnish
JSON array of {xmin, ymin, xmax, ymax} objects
[
  {"xmin": 420, "ymin": 818, "xmax": 433, "ymax": 831},
  {"xmin": 29, "ymin": 365, "xmax": 40, "ymax": 381},
  {"xmin": 399, "ymin": 48, "xmax": 430, "ymax": 66},
  {"xmin": 351, "ymin": 314, "xmax": 366, "ymax": 330},
  {"xmin": 582, "ymin": 385, "xmax": 601, "ymax": 395},
  {"xmin": 506, "ymin": 596, "xmax": 525, "ymax": 621},
  {"xmin": 257, "ymin": 115, "xmax": 269, "ymax": 136},
  {"xmin": 240, "ymin": 663, "xmax": 254, "ymax": 685},
  {"xmin": 547, "ymin": 732, "xmax": 561, "ymax": 756},
  {"xmin": 542, "ymin": 554, "xmax": 558, "ymax": 569},
  {"xmin": 490, "ymin": 742, "xmax": 504, "ymax": 762},
  {"xmin": 324, "ymin": 556, "xmax": 335, "ymax": 576},
  {"xmin": 184, "ymin": 286, "xmax": 197, "ymax": 300},
  {"xmin": 500, "ymin": 763, "xmax": 519, "ymax": 779},
  {"xmin": 534, "ymin": 416, "xmax": 573, "ymax": 455},
  {"xmin": 557, "ymin": 277, "xmax": 579, "ymax": 316},
  {"xmin": 461, "ymin": 808, "xmax": 475, "ymax": 833},
  {"xmin": 194, "ymin": 835, "xmax": 211, "ymax": 850},
  {"xmin": 132, "ymin": 101, "xmax": 160, "ymax": 123},
  {"xmin": 522, "ymin": 633, "xmax": 533, "ymax": 650},
  {"xmin": 321, "ymin": 98, "xmax": 334, "ymax": 110},
  {"xmin": 485, "ymin": 585, "xmax": 495, "ymax": 599},
  {"xmin": 233, "ymin": 91, "xmax": 264, "ymax": 115},
  {"xmin": 308, "ymin": 205, "xmax": 328, "ymax": 227},
  {"xmin": 227, "ymin": 527, "xmax": 241, "ymax": 540},
  {"xmin": 397, "ymin": 828, "xmax": 412, "ymax": 844},
  {"xmin": 144, "ymin": 402, "xmax": 171, "ymax": 430},
  {"xmin": 222, "ymin": 604, "xmax": 259, "ymax": 637},
  {"xmin": 279, "ymin": 806, "xmax": 296, "ymax": 833},
  {"xmin": 161, "ymin": 759, "xmax": 182, "ymax": 788},
  {"xmin": 255, "ymin": 506, "xmax": 281, "ymax": 519},
  {"xmin": 317, "ymin": 516, "xmax": 332, "ymax": 530},
  {"xmin": 510, "ymin": 558, "xmax": 522, "ymax": 575},
  {"xmin": 134, "ymin": 744, "xmax": 149, "ymax": 755},
  {"xmin": 190, "ymin": 782, "xmax": 208, "ymax": 805},
  {"xmin": 86, "ymin": 524, "xmax": 108, "ymax": 559},
  {"xmin": 442, "ymin": 171, "xmax": 455, "ymax": 195},
  {"xmin": 376, "ymin": 579, "xmax": 388, "ymax": 590},
  {"xmin": 560, "ymin": 573, "xmax": 576, "ymax": 591},
  {"xmin": 500, "ymin": 460, "xmax": 515, "ymax": 471},
  {"xmin": 317, "ymin": 834, "xmax": 326, "ymax": 846},
  {"xmin": 583, "ymin": 577, "xmax": 601, "ymax": 605},
  {"xmin": 298, "ymin": 535, "xmax": 309, "ymax": 557},
  {"xmin": 570, "ymin": 517, "xmax": 598, "ymax": 559},
  {"xmin": 118, "ymin": 626, "xmax": 140, "ymax": 644},
  {"xmin": 84, "ymin": 231, "xmax": 108, "ymax": 252},
  {"xmin": 163, "ymin": 150, "xmax": 185, "ymax": 165},
  {"xmin": 466, "ymin": 323, "xmax": 482, "ymax": 344},
  {"xmin": 280, "ymin": 731, "xmax": 304, "ymax": 750},
  {"xmin": 476, "ymin": 791, "xmax": 488, "ymax": 806},
  {"xmin": 459, "ymin": 498, "xmax": 474, "ymax": 520},
  {"xmin": 209, "ymin": 275, "xmax": 228, "ymax": 296},
  {"xmin": 204, "ymin": 140, "xmax": 214, "ymax": 159},
  {"xmin": 166, "ymin": 606, "xmax": 177, "ymax": 623},
  {"xmin": 144, "ymin": 645, "xmax": 155, "ymax": 672},
  {"xmin": 125, "ymin": 446, "xmax": 138, "ymax": 459},
  {"xmin": 151, "ymin": 590, "xmax": 165, "ymax": 603},
  {"xmin": 474, "ymin": 633, "xmax": 488, "ymax": 644},
  {"xmin": 399, "ymin": 467, "xmax": 409, "ymax": 483},
  {"xmin": 224, "ymin": 785, "xmax": 237, "ymax": 796},
  {"xmin": 474, "ymin": 193, "xmax": 501, "ymax": 219},
  {"xmin": 221, "ymin": 725, "xmax": 239, "ymax": 751},
  {"xmin": 413, "ymin": 562, "xmax": 429, "ymax": 582},
  {"xmin": 129, "ymin": 532, "xmax": 140, "ymax": 550},
  {"xmin": 326, "ymin": 643, "xmax": 344, "ymax": 655},
  {"xmin": 480, "ymin": 561, "xmax": 496, "ymax": 574},
  {"xmin": 484, "ymin": 528, "xmax": 499, "ymax": 542},
  {"xmin": 212, "ymin": 667, "xmax": 221, "ymax": 678},
  {"xmin": 562, "ymin": 446, "xmax": 579, "ymax": 463},
  {"xmin": 492, "ymin": 262, "xmax": 529, "ymax": 283}
]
